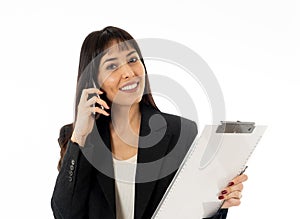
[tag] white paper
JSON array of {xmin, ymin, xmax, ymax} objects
[{"xmin": 152, "ymin": 124, "xmax": 267, "ymax": 219}]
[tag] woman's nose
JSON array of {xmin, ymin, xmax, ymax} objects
[{"xmin": 120, "ymin": 63, "xmax": 135, "ymax": 79}]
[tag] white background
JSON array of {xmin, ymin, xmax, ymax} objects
[{"xmin": 0, "ymin": 0, "xmax": 299, "ymax": 218}]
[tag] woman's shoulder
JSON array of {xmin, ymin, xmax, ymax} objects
[
  {"xmin": 159, "ymin": 112, "xmax": 198, "ymax": 160},
  {"xmin": 160, "ymin": 111, "xmax": 198, "ymax": 134},
  {"xmin": 141, "ymin": 103, "xmax": 197, "ymax": 133}
]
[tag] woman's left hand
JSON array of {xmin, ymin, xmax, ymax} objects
[{"xmin": 220, "ymin": 174, "xmax": 248, "ymax": 209}]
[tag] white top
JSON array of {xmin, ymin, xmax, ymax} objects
[{"xmin": 113, "ymin": 154, "xmax": 137, "ymax": 219}]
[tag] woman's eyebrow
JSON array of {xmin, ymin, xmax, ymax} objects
[
  {"xmin": 126, "ymin": 50, "xmax": 137, "ymax": 57},
  {"xmin": 101, "ymin": 50, "xmax": 137, "ymax": 66},
  {"xmin": 102, "ymin": 57, "xmax": 117, "ymax": 65}
]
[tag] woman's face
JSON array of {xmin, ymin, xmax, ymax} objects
[{"xmin": 97, "ymin": 41, "xmax": 145, "ymax": 106}]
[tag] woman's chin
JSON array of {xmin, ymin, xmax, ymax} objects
[{"xmin": 111, "ymin": 96, "xmax": 142, "ymax": 107}]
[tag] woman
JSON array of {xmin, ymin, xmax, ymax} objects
[{"xmin": 51, "ymin": 26, "xmax": 248, "ymax": 219}]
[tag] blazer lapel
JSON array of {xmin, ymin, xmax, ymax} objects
[
  {"xmin": 94, "ymin": 117, "xmax": 116, "ymax": 217},
  {"xmin": 134, "ymin": 104, "xmax": 171, "ymax": 219}
]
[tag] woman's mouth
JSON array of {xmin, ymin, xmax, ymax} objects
[{"xmin": 119, "ymin": 82, "xmax": 139, "ymax": 93}]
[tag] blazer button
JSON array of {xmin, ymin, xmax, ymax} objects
[
  {"xmin": 70, "ymin": 165, "xmax": 75, "ymax": 171},
  {"xmin": 68, "ymin": 176, "xmax": 73, "ymax": 182},
  {"xmin": 69, "ymin": 170, "xmax": 73, "ymax": 176},
  {"xmin": 71, "ymin": 159, "xmax": 75, "ymax": 165}
]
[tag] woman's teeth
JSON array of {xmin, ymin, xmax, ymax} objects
[{"xmin": 120, "ymin": 83, "xmax": 138, "ymax": 91}]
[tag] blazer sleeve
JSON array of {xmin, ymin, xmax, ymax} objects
[
  {"xmin": 203, "ymin": 209, "xmax": 228, "ymax": 219},
  {"xmin": 51, "ymin": 140, "xmax": 94, "ymax": 219}
]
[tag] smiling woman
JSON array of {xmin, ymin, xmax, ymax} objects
[
  {"xmin": 98, "ymin": 42, "xmax": 146, "ymax": 106},
  {"xmin": 51, "ymin": 26, "xmax": 246, "ymax": 219}
]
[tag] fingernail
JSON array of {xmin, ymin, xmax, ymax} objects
[
  {"xmin": 218, "ymin": 195, "xmax": 224, "ymax": 200},
  {"xmin": 228, "ymin": 182, "xmax": 234, "ymax": 186},
  {"xmin": 221, "ymin": 190, "xmax": 227, "ymax": 194}
]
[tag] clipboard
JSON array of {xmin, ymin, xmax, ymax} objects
[{"xmin": 152, "ymin": 121, "xmax": 267, "ymax": 219}]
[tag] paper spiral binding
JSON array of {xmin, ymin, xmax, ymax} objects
[{"xmin": 238, "ymin": 135, "xmax": 262, "ymax": 175}]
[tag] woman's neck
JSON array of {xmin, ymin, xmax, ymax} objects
[
  {"xmin": 110, "ymin": 103, "xmax": 141, "ymax": 136},
  {"xmin": 109, "ymin": 103, "xmax": 141, "ymax": 157}
]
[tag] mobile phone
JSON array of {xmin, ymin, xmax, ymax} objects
[{"xmin": 91, "ymin": 80, "xmax": 104, "ymax": 119}]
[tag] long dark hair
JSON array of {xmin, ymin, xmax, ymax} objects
[{"xmin": 57, "ymin": 26, "xmax": 159, "ymax": 171}]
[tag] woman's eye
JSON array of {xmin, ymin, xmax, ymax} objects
[
  {"xmin": 129, "ymin": 57, "xmax": 138, "ymax": 63},
  {"xmin": 106, "ymin": 64, "xmax": 117, "ymax": 70}
]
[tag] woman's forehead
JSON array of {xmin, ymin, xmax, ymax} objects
[{"xmin": 104, "ymin": 40, "xmax": 135, "ymax": 56}]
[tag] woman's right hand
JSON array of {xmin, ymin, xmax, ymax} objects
[{"xmin": 71, "ymin": 88, "xmax": 110, "ymax": 147}]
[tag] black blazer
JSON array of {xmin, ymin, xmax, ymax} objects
[{"xmin": 51, "ymin": 104, "xmax": 228, "ymax": 219}]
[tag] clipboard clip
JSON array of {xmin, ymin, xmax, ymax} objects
[{"xmin": 216, "ymin": 121, "xmax": 255, "ymax": 133}]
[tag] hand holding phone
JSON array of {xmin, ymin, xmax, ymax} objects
[{"xmin": 71, "ymin": 81, "xmax": 110, "ymax": 146}]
